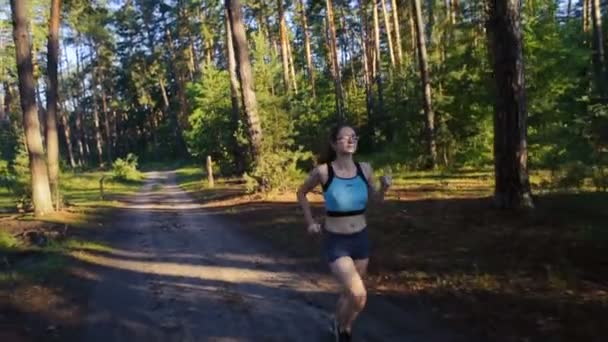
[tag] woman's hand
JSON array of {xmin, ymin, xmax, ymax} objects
[
  {"xmin": 307, "ymin": 222, "xmax": 322, "ymax": 234},
  {"xmin": 379, "ymin": 174, "xmax": 392, "ymax": 191}
]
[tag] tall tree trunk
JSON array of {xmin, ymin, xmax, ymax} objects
[
  {"xmin": 10, "ymin": 0, "xmax": 54, "ymax": 216},
  {"xmin": 391, "ymin": 0, "xmax": 403, "ymax": 66},
  {"xmin": 409, "ymin": 5, "xmax": 416, "ymax": 53},
  {"xmin": 92, "ymin": 89, "xmax": 104, "ymax": 166},
  {"xmin": 361, "ymin": 0, "xmax": 374, "ymax": 126},
  {"xmin": 60, "ymin": 110, "xmax": 75, "ymax": 168},
  {"xmin": 591, "ymin": 0, "xmax": 606, "ymax": 96},
  {"xmin": 451, "ymin": 0, "xmax": 459, "ymax": 23},
  {"xmin": 90, "ymin": 46, "xmax": 104, "ymax": 167},
  {"xmin": 0, "ymin": 87, "xmax": 5, "ymax": 122},
  {"xmin": 380, "ymin": 0, "xmax": 396, "ymax": 68},
  {"xmin": 373, "ymin": 0, "xmax": 385, "ymax": 114},
  {"xmin": 278, "ymin": 0, "xmax": 291, "ymax": 93},
  {"xmin": 298, "ymin": 0, "xmax": 316, "ymax": 97},
  {"xmin": 583, "ymin": 0, "xmax": 591, "ymax": 33},
  {"xmin": 74, "ymin": 110, "xmax": 85, "ymax": 165},
  {"xmin": 225, "ymin": 7, "xmax": 244, "ymax": 174},
  {"xmin": 486, "ymin": 0, "xmax": 534, "ymax": 209},
  {"xmin": 164, "ymin": 29, "xmax": 188, "ymax": 156},
  {"xmin": 413, "ymin": 0, "xmax": 437, "ymax": 168},
  {"xmin": 326, "ymin": 0, "xmax": 345, "ymax": 120},
  {"xmin": 46, "ymin": 0, "xmax": 61, "ymax": 208},
  {"xmin": 101, "ymin": 85, "xmax": 113, "ymax": 163},
  {"xmin": 75, "ymin": 40, "xmax": 89, "ymax": 163},
  {"xmin": 58, "ymin": 31, "xmax": 76, "ymax": 169},
  {"xmin": 2, "ymin": 82, "xmax": 11, "ymax": 118},
  {"xmin": 286, "ymin": 31, "xmax": 298, "ymax": 94},
  {"xmin": 226, "ymin": 0, "xmax": 263, "ymax": 166}
]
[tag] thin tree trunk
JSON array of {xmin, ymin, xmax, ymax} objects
[
  {"xmin": 75, "ymin": 41, "xmax": 89, "ymax": 163},
  {"xmin": 0, "ymin": 87, "xmax": 5, "ymax": 121},
  {"xmin": 46, "ymin": 0, "xmax": 62, "ymax": 208},
  {"xmin": 391, "ymin": 0, "xmax": 403, "ymax": 66},
  {"xmin": 278, "ymin": 0, "xmax": 291, "ymax": 93},
  {"xmin": 2, "ymin": 82, "xmax": 11, "ymax": 119},
  {"xmin": 486, "ymin": 0, "xmax": 534, "ymax": 209},
  {"xmin": 380, "ymin": 0, "xmax": 396, "ymax": 68},
  {"xmin": 591, "ymin": 0, "xmax": 606, "ymax": 96},
  {"xmin": 326, "ymin": 0, "xmax": 345, "ymax": 120},
  {"xmin": 583, "ymin": 0, "xmax": 590, "ymax": 33},
  {"xmin": 90, "ymin": 45, "xmax": 104, "ymax": 167},
  {"xmin": 373, "ymin": 0, "xmax": 385, "ymax": 112},
  {"xmin": 225, "ymin": 7, "xmax": 244, "ymax": 174},
  {"xmin": 10, "ymin": 0, "xmax": 54, "ymax": 216},
  {"xmin": 101, "ymin": 85, "xmax": 113, "ymax": 163},
  {"xmin": 298, "ymin": 0, "xmax": 316, "ymax": 97},
  {"xmin": 361, "ymin": 0, "xmax": 374, "ymax": 125},
  {"xmin": 409, "ymin": 5, "xmax": 416, "ymax": 53},
  {"xmin": 74, "ymin": 110, "xmax": 85, "ymax": 165},
  {"xmin": 413, "ymin": 0, "xmax": 437, "ymax": 168},
  {"xmin": 426, "ymin": 0, "xmax": 435, "ymax": 45},
  {"xmin": 58, "ymin": 36, "xmax": 75, "ymax": 168},
  {"xmin": 226, "ymin": 0, "xmax": 263, "ymax": 166},
  {"xmin": 286, "ymin": 31, "xmax": 298, "ymax": 94},
  {"xmin": 92, "ymin": 83, "xmax": 104, "ymax": 166},
  {"xmin": 165, "ymin": 29, "xmax": 188, "ymax": 156},
  {"xmin": 451, "ymin": 0, "xmax": 459, "ymax": 23}
]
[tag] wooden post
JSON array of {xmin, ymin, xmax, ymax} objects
[{"xmin": 206, "ymin": 156, "xmax": 214, "ymax": 188}]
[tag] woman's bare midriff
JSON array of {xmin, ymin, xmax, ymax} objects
[{"xmin": 324, "ymin": 214, "xmax": 367, "ymax": 234}]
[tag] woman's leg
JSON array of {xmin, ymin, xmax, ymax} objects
[{"xmin": 329, "ymin": 257, "xmax": 368, "ymax": 333}]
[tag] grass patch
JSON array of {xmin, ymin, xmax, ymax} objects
[
  {"xmin": 175, "ymin": 166, "xmax": 247, "ymax": 203},
  {"xmin": 1, "ymin": 168, "xmax": 142, "ymax": 288}
]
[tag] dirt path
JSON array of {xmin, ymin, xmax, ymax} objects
[{"xmin": 79, "ymin": 171, "xmax": 466, "ymax": 342}]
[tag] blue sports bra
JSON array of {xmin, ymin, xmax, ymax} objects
[{"xmin": 322, "ymin": 162, "xmax": 369, "ymax": 217}]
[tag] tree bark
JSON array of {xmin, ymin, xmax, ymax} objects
[
  {"xmin": 101, "ymin": 84, "xmax": 113, "ymax": 163},
  {"xmin": 278, "ymin": 0, "xmax": 291, "ymax": 93},
  {"xmin": 59, "ymin": 43, "xmax": 75, "ymax": 168},
  {"xmin": 486, "ymin": 0, "xmax": 534, "ymax": 209},
  {"xmin": 45, "ymin": 0, "xmax": 61, "ymax": 204},
  {"xmin": 326, "ymin": 0, "xmax": 345, "ymax": 120},
  {"xmin": 391, "ymin": 0, "xmax": 403, "ymax": 66},
  {"xmin": 286, "ymin": 30, "xmax": 298, "ymax": 94},
  {"xmin": 413, "ymin": 0, "xmax": 437, "ymax": 168},
  {"xmin": 583, "ymin": 0, "xmax": 590, "ymax": 33},
  {"xmin": 225, "ymin": 7, "xmax": 244, "ymax": 174},
  {"xmin": 373, "ymin": 0, "xmax": 385, "ymax": 114},
  {"xmin": 380, "ymin": 0, "xmax": 396, "ymax": 68},
  {"xmin": 591, "ymin": 0, "xmax": 606, "ymax": 96},
  {"xmin": 298, "ymin": 0, "xmax": 316, "ymax": 97},
  {"xmin": 164, "ymin": 29, "xmax": 188, "ymax": 156},
  {"xmin": 226, "ymin": 0, "xmax": 263, "ymax": 166},
  {"xmin": 10, "ymin": 0, "xmax": 54, "ymax": 216},
  {"xmin": 361, "ymin": 0, "xmax": 374, "ymax": 126}
]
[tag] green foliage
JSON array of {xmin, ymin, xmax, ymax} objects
[
  {"xmin": 556, "ymin": 162, "xmax": 588, "ymax": 190},
  {"xmin": 244, "ymin": 148, "xmax": 312, "ymax": 193},
  {"xmin": 185, "ymin": 63, "xmax": 239, "ymax": 174},
  {"xmin": 111, "ymin": 153, "xmax": 142, "ymax": 181}
]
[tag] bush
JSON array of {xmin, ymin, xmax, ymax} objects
[
  {"xmin": 244, "ymin": 148, "xmax": 312, "ymax": 193},
  {"xmin": 556, "ymin": 162, "xmax": 588, "ymax": 190},
  {"xmin": 111, "ymin": 153, "xmax": 142, "ymax": 181},
  {"xmin": 0, "ymin": 160, "xmax": 16, "ymax": 191},
  {"xmin": 592, "ymin": 166, "xmax": 608, "ymax": 192}
]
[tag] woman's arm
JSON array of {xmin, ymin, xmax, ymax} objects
[
  {"xmin": 361, "ymin": 162, "xmax": 390, "ymax": 203},
  {"xmin": 296, "ymin": 167, "xmax": 322, "ymax": 232}
]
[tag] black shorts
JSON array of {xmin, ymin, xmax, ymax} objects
[{"xmin": 323, "ymin": 228, "xmax": 370, "ymax": 263}]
